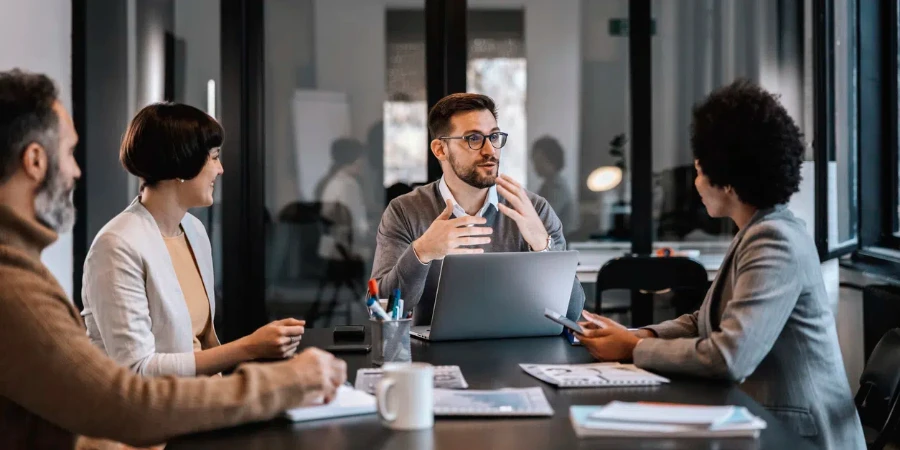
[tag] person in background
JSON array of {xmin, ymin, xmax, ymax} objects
[
  {"xmin": 371, "ymin": 93, "xmax": 585, "ymax": 323},
  {"xmin": 81, "ymin": 103, "xmax": 307, "ymax": 377},
  {"xmin": 575, "ymin": 79, "xmax": 865, "ymax": 450},
  {"xmin": 316, "ymin": 138, "xmax": 371, "ymax": 263},
  {"xmin": 532, "ymin": 136, "xmax": 577, "ymax": 235},
  {"xmin": 0, "ymin": 69, "xmax": 346, "ymax": 449}
]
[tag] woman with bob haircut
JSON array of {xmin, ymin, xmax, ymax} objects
[
  {"xmin": 82, "ymin": 102, "xmax": 305, "ymax": 377},
  {"xmin": 574, "ymin": 80, "xmax": 865, "ymax": 450}
]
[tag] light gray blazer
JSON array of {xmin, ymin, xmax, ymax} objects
[
  {"xmin": 81, "ymin": 198, "xmax": 219, "ymax": 377},
  {"xmin": 634, "ymin": 205, "xmax": 865, "ymax": 450}
]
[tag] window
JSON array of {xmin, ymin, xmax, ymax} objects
[
  {"xmin": 263, "ymin": 0, "xmax": 426, "ymax": 327},
  {"xmin": 829, "ymin": 0, "xmax": 859, "ymax": 252}
]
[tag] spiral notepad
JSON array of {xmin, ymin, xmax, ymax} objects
[
  {"xmin": 520, "ymin": 363, "xmax": 669, "ymax": 388},
  {"xmin": 432, "ymin": 387, "xmax": 554, "ymax": 417},
  {"xmin": 354, "ymin": 365, "xmax": 469, "ymax": 395}
]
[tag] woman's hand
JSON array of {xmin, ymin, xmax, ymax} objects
[
  {"xmin": 239, "ymin": 318, "xmax": 306, "ymax": 360},
  {"xmin": 577, "ymin": 311, "xmax": 641, "ymax": 362}
]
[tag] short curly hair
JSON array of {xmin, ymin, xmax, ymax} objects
[{"xmin": 691, "ymin": 79, "xmax": 805, "ymax": 209}]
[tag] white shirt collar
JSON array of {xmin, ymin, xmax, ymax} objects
[{"xmin": 438, "ymin": 177, "xmax": 498, "ymax": 218}]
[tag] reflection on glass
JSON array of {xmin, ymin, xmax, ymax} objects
[
  {"xmin": 533, "ymin": 137, "xmax": 578, "ymax": 234},
  {"xmin": 264, "ymin": 1, "xmax": 425, "ymax": 327}
]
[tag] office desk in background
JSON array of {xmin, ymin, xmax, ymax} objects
[
  {"xmin": 571, "ymin": 241, "xmax": 726, "ymax": 284},
  {"xmin": 169, "ymin": 328, "xmax": 814, "ymax": 450}
]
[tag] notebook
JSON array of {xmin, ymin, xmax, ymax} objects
[
  {"xmin": 283, "ymin": 386, "xmax": 376, "ymax": 422},
  {"xmin": 432, "ymin": 387, "xmax": 554, "ymax": 417},
  {"xmin": 570, "ymin": 402, "xmax": 767, "ymax": 438},
  {"xmin": 520, "ymin": 363, "xmax": 669, "ymax": 387},
  {"xmin": 354, "ymin": 365, "xmax": 469, "ymax": 394}
]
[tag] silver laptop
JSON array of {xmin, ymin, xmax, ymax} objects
[{"xmin": 410, "ymin": 251, "xmax": 579, "ymax": 341}]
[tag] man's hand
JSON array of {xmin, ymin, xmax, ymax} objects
[
  {"xmin": 495, "ymin": 174, "xmax": 550, "ymax": 251},
  {"xmin": 412, "ymin": 199, "xmax": 493, "ymax": 264},
  {"xmin": 576, "ymin": 311, "xmax": 641, "ymax": 362},
  {"xmin": 290, "ymin": 348, "xmax": 347, "ymax": 405}
]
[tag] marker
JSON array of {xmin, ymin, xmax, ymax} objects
[
  {"xmin": 367, "ymin": 297, "xmax": 391, "ymax": 321},
  {"xmin": 395, "ymin": 299, "xmax": 404, "ymax": 320}
]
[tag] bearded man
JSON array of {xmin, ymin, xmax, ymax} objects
[{"xmin": 370, "ymin": 93, "xmax": 585, "ymax": 324}]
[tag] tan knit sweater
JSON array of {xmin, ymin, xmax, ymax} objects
[{"xmin": 0, "ymin": 205, "xmax": 317, "ymax": 449}]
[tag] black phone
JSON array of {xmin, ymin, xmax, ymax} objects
[
  {"xmin": 324, "ymin": 343, "xmax": 371, "ymax": 354},
  {"xmin": 333, "ymin": 325, "xmax": 366, "ymax": 342}
]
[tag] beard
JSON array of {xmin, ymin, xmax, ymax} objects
[
  {"xmin": 448, "ymin": 151, "xmax": 499, "ymax": 189},
  {"xmin": 34, "ymin": 157, "xmax": 76, "ymax": 233}
]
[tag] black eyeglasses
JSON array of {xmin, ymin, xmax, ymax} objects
[{"xmin": 440, "ymin": 132, "xmax": 508, "ymax": 150}]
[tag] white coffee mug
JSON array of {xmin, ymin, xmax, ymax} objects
[{"xmin": 376, "ymin": 362, "xmax": 434, "ymax": 430}]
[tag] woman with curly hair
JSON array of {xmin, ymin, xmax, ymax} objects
[{"xmin": 575, "ymin": 80, "xmax": 865, "ymax": 450}]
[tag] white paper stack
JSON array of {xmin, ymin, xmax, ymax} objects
[{"xmin": 570, "ymin": 402, "xmax": 766, "ymax": 438}]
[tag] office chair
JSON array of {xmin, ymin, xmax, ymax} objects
[
  {"xmin": 856, "ymin": 328, "xmax": 900, "ymax": 450},
  {"xmin": 594, "ymin": 256, "xmax": 710, "ymax": 327}
]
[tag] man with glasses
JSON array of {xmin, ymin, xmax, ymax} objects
[{"xmin": 371, "ymin": 93, "xmax": 585, "ymax": 323}]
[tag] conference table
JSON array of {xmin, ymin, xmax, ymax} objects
[{"xmin": 170, "ymin": 328, "xmax": 816, "ymax": 450}]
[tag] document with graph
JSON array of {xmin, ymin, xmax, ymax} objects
[
  {"xmin": 355, "ymin": 366, "xmax": 469, "ymax": 394},
  {"xmin": 520, "ymin": 363, "xmax": 669, "ymax": 388},
  {"xmin": 432, "ymin": 387, "xmax": 553, "ymax": 417}
]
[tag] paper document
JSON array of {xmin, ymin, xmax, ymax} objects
[
  {"xmin": 433, "ymin": 387, "xmax": 553, "ymax": 417},
  {"xmin": 284, "ymin": 385, "xmax": 376, "ymax": 422},
  {"xmin": 570, "ymin": 403, "xmax": 766, "ymax": 439},
  {"xmin": 354, "ymin": 365, "xmax": 469, "ymax": 394},
  {"xmin": 521, "ymin": 363, "xmax": 669, "ymax": 387}
]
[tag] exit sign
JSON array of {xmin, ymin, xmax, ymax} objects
[{"xmin": 609, "ymin": 18, "xmax": 657, "ymax": 36}]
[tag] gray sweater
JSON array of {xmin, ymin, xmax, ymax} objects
[{"xmin": 371, "ymin": 181, "xmax": 585, "ymax": 325}]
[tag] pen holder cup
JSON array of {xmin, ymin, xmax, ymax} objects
[{"xmin": 370, "ymin": 318, "xmax": 412, "ymax": 366}]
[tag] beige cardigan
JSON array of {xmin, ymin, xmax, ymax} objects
[{"xmin": 0, "ymin": 205, "xmax": 321, "ymax": 449}]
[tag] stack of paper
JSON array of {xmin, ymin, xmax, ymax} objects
[
  {"xmin": 284, "ymin": 386, "xmax": 376, "ymax": 422},
  {"xmin": 521, "ymin": 363, "xmax": 670, "ymax": 388},
  {"xmin": 570, "ymin": 402, "xmax": 767, "ymax": 438}
]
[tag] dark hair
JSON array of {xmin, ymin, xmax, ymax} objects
[
  {"xmin": 427, "ymin": 93, "xmax": 498, "ymax": 140},
  {"xmin": 532, "ymin": 136, "xmax": 565, "ymax": 170},
  {"xmin": 691, "ymin": 79, "xmax": 804, "ymax": 209},
  {"xmin": 314, "ymin": 138, "xmax": 366, "ymax": 200},
  {"xmin": 120, "ymin": 102, "xmax": 224, "ymax": 187},
  {"xmin": 0, "ymin": 69, "xmax": 60, "ymax": 183}
]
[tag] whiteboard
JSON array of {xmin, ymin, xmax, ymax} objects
[{"xmin": 291, "ymin": 90, "xmax": 352, "ymax": 201}]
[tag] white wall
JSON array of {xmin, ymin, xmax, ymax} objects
[{"xmin": 0, "ymin": 0, "xmax": 73, "ymax": 298}]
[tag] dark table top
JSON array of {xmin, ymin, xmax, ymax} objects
[{"xmin": 170, "ymin": 328, "xmax": 816, "ymax": 450}]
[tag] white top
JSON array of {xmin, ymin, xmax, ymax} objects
[
  {"xmin": 81, "ymin": 198, "xmax": 219, "ymax": 377},
  {"xmin": 318, "ymin": 167, "xmax": 370, "ymax": 260},
  {"xmin": 438, "ymin": 176, "xmax": 498, "ymax": 218}
]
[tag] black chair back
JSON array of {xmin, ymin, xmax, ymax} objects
[
  {"xmin": 594, "ymin": 256, "xmax": 710, "ymax": 323},
  {"xmin": 856, "ymin": 328, "xmax": 900, "ymax": 449}
]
